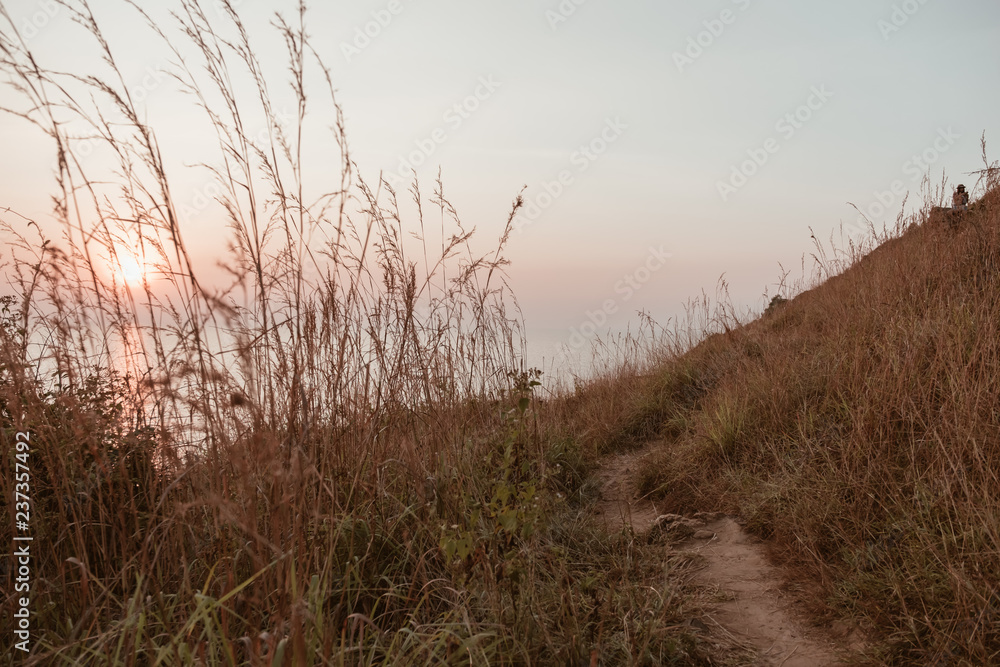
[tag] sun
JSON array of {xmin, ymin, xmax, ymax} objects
[{"xmin": 112, "ymin": 243, "xmax": 146, "ymax": 286}]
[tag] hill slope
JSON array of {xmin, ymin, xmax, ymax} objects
[{"xmin": 573, "ymin": 186, "xmax": 1000, "ymax": 664}]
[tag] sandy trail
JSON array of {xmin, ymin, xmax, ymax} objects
[{"xmin": 594, "ymin": 446, "xmax": 848, "ymax": 666}]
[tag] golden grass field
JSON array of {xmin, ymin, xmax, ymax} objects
[{"xmin": 2, "ymin": 1, "xmax": 1000, "ymax": 664}]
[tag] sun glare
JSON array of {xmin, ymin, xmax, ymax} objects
[{"xmin": 113, "ymin": 243, "xmax": 146, "ymax": 286}]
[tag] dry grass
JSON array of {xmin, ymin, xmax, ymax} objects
[
  {"xmin": 5, "ymin": 2, "xmax": 999, "ymax": 665},
  {"xmin": 0, "ymin": 1, "xmax": 714, "ymax": 664},
  {"xmin": 560, "ymin": 158, "xmax": 1000, "ymax": 663}
]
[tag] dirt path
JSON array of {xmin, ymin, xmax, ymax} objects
[{"xmin": 594, "ymin": 446, "xmax": 850, "ymax": 666}]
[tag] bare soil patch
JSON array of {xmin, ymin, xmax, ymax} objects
[{"xmin": 594, "ymin": 445, "xmax": 853, "ymax": 666}]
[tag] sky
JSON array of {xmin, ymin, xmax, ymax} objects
[{"xmin": 2, "ymin": 0, "xmax": 999, "ymax": 376}]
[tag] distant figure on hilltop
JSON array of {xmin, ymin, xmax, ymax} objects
[{"xmin": 953, "ymin": 184, "xmax": 970, "ymax": 212}]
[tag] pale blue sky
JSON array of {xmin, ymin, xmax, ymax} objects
[{"xmin": 2, "ymin": 0, "xmax": 999, "ymax": 372}]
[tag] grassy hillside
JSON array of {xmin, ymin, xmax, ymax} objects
[
  {"xmin": 567, "ymin": 182, "xmax": 1000, "ymax": 664},
  {"xmin": 3, "ymin": 2, "xmax": 1000, "ymax": 665},
  {"xmin": 0, "ymin": 4, "xmax": 716, "ymax": 664}
]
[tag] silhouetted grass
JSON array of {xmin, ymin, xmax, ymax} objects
[{"xmin": 0, "ymin": 1, "xmax": 714, "ymax": 664}]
